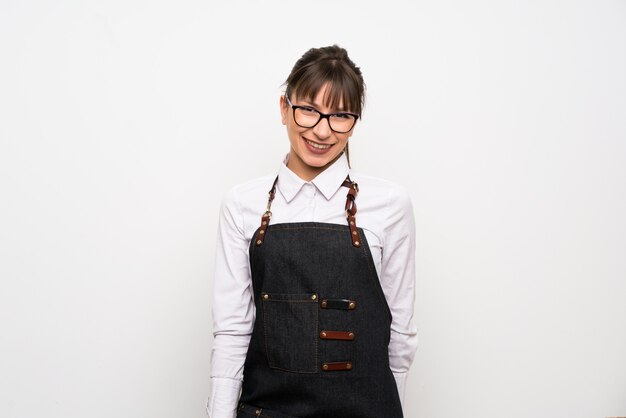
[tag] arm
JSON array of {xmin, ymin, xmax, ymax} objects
[
  {"xmin": 380, "ymin": 185, "xmax": 419, "ymax": 407},
  {"xmin": 207, "ymin": 189, "xmax": 254, "ymax": 418}
]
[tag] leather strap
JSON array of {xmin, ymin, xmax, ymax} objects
[
  {"xmin": 256, "ymin": 175, "xmax": 361, "ymax": 248},
  {"xmin": 320, "ymin": 330, "xmax": 356, "ymax": 341},
  {"xmin": 320, "ymin": 299, "xmax": 356, "ymax": 310},
  {"xmin": 321, "ymin": 361, "xmax": 353, "ymax": 371},
  {"xmin": 343, "ymin": 176, "xmax": 361, "ymax": 247},
  {"xmin": 255, "ymin": 176, "xmax": 278, "ymax": 246}
]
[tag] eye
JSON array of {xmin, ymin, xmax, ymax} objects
[
  {"xmin": 299, "ymin": 106, "xmax": 318, "ymax": 115},
  {"xmin": 333, "ymin": 113, "xmax": 353, "ymax": 120}
]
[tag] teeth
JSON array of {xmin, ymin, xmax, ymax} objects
[{"xmin": 306, "ymin": 139, "xmax": 331, "ymax": 150}]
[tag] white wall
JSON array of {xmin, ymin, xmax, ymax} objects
[{"xmin": 1, "ymin": 1, "xmax": 625, "ymax": 417}]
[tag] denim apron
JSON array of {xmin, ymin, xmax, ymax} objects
[{"xmin": 237, "ymin": 177, "xmax": 403, "ymax": 418}]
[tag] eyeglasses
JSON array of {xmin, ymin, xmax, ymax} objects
[{"xmin": 285, "ymin": 95, "xmax": 359, "ymax": 134}]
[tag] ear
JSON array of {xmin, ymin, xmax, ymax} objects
[{"xmin": 280, "ymin": 96, "xmax": 288, "ymax": 125}]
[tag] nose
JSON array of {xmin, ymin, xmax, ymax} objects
[{"xmin": 312, "ymin": 116, "xmax": 332, "ymax": 139}]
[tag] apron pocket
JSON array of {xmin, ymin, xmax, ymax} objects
[
  {"xmin": 261, "ymin": 292, "xmax": 318, "ymax": 373},
  {"xmin": 237, "ymin": 402, "xmax": 300, "ymax": 418}
]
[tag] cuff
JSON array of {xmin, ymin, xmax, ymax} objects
[
  {"xmin": 206, "ymin": 377, "xmax": 242, "ymax": 418},
  {"xmin": 392, "ymin": 371, "xmax": 408, "ymax": 408}
]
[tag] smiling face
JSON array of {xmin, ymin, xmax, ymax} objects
[{"xmin": 280, "ymin": 83, "xmax": 355, "ymax": 181}]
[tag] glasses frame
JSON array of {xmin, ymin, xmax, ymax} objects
[{"xmin": 284, "ymin": 95, "xmax": 359, "ymax": 134}]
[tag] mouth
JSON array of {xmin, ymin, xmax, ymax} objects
[{"xmin": 304, "ymin": 137, "xmax": 333, "ymax": 151}]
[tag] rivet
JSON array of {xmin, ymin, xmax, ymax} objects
[
  {"xmin": 321, "ymin": 301, "xmax": 327, "ymax": 308},
  {"xmin": 262, "ymin": 293, "xmax": 269, "ymax": 300},
  {"xmin": 350, "ymin": 221, "xmax": 354, "ymax": 225},
  {"xmin": 346, "ymin": 363, "xmax": 352, "ymax": 370},
  {"xmin": 311, "ymin": 294, "xmax": 317, "ymax": 300},
  {"xmin": 322, "ymin": 364, "xmax": 329, "ymax": 370},
  {"xmin": 256, "ymin": 240, "xmax": 262, "ymax": 245},
  {"xmin": 349, "ymin": 302, "xmax": 355, "ymax": 309},
  {"xmin": 348, "ymin": 332, "xmax": 354, "ymax": 339},
  {"xmin": 320, "ymin": 331, "xmax": 327, "ymax": 338},
  {"xmin": 354, "ymin": 241, "xmax": 360, "ymax": 246},
  {"xmin": 262, "ymin": 221, "xmax": 267, "ymax": 225},
  {"xmin": 259, "ymin": 230, "xmax": 265, "ymax": 234},
  {"xmin": 255, "ymin": 409, "xmax": 261, "ymax": 416},
  {"xmin": 352, "ymin": 231, "xmax": 357, "ymax": 235}
]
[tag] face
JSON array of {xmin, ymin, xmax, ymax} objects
[{"xmin": 280, "ymin": 83, "xmax": 355, "ymax": 181}]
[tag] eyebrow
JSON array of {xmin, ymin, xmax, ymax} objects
[{"xmin": 299, "ymin": 98, "xmax": 347, "ymax": 112}]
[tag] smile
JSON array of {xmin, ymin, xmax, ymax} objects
[{"xmin": 305, "ymin": 138, "xmax": 332, "ymax": 150}]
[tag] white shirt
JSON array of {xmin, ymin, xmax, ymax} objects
[{"xmin": 208, "ymin": 153, "xmax": 418, "ymax": 418}]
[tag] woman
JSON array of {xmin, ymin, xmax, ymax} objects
[{"xmin": 208, "ymin": 45, "xmax": 418, "ymax": 418}]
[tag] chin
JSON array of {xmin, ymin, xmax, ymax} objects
[{"xmin": 304, "ymin": 156, "xmax": 334, "ymax": 168}]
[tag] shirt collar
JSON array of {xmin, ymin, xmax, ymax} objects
[{"xmin": 277, "ymin": 152, "xmax": 351, "ymax": 202}]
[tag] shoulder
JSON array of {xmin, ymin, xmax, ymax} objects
[
  {"xmin": 350, "ymin": 172, "xmax": 415, "ymax": 245},
  {"xmin": 219, "ymin": 174, "xmax": 277, "ymax": 226},
  {"xmin": 349, "ymin": 171, "xmax": 413, "ymax": 211},
  {"xmin": 223, "ymin": 174, "xmax": 277, "ymax": 204}
]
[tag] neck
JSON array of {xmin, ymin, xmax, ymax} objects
[{"xmin": 286, "ymin": 151, "xmax": 342, "ymax": 182}]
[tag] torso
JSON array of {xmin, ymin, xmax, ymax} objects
[{"xmin": 236, "ymin": 176, "xmax": 404, "ymax": 418}]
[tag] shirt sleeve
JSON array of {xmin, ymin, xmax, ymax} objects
[
  {"xmin": 207, "ymin": 188, "xmax": 255, "ymax": 418},
  {"xmin": 380, "ymin": 185, "xmax": 419, "ymax": 406}
]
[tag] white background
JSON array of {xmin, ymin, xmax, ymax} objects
[{"xmin": 1, "ymin": 1, "xmax": 625, "ymax": 417}]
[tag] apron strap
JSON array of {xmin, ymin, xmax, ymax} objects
[
  {"xmin": 343, "ymin": 176, "xmax": 361, "ymax": 247},
  {"xmin": 254, "ymin": 176, "xmax": 278, "ymax": 246},
  {"xmin": 255, "ymin": 175, "xmax": 361, "ymax": 248}
]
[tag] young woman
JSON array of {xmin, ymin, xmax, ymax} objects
[{"xmin": 208, "ymin": 45, "xmax": 418, "ymax": 418}]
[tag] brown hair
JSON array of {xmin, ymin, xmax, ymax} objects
[
  {"xmin": 285, "ymin": 45, "xmax": 365, "ymax": 115},
  {"xmin": 284, "ymin": 45, "xmax": 366, "ymax": 165}
]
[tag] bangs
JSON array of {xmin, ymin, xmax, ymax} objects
[{"xmin": 288, "ymin": 60, "xmax": 363, "ymax": 116}]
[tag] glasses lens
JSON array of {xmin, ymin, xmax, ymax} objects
[
  {"xmin": 329, "ymin": 114, "xmax": 357, "ymax": 133},
  {"xmin": 293, "ymin": 107, "xmax": 320, "ymax": 128}
]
